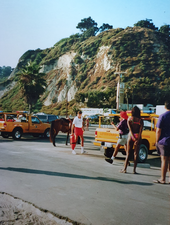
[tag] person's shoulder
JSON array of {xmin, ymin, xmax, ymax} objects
[{"xmin": 73, "ymin": 116, "xmax": 77, "ymax": 121}]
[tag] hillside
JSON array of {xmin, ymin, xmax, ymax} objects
[{"xmin": 0, "ymin": 26, "xmax": 170, "ymax": 115}]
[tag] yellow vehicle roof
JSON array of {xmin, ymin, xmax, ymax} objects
[{"xmin": 108, "ymin": 113, "xmax": 159, "ymax": 118}]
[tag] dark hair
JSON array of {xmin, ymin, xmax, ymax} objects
[
  {"xmin": 132, "ymin": 106, "xmax": 141, "ymax": 118},
  {"xmin": 77, "ymin": 110, "xmax": 82, "ymax": 114},
  {"xmin": 165, "ymin": 100, "xmax": 170, "ymax": 110}
]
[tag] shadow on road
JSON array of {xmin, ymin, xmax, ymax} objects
[{"xmin": 0, "ymin": 167, "xmax": 153, "ymax": 186}]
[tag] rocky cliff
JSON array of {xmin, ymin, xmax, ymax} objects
[{"xmin": 0, "ymin": 26, "xmax": 170, "ymax": 114}]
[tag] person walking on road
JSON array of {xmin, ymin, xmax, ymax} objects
[
  {"xmin": 154, "ymin": 100, "xmax": 170, "ymax": 184},
  {"xmin": 120, "ymin": 106, "xmax": 143, "ymax": 174},
  {"xmin": 105, "ymin": 111, "xmax": 129, "ymax": 164},
  {"xmin": 71, "ymin": 110, "xmax": 86, "ymax": 155}
]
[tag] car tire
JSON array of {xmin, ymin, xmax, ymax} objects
[
  {"xmin": 1, "ymin": 132, "xmax": 9, "ymax": 138},
  {"xmin": 138, "ymin": 144, "xmax": 148, "ymax": 163},
  {"xmin": 44, "ymin": 128, "xmax": 50, "ymax": 138},
  {"xmin": 12, "ymin": 128, "xmax": 22, "ymax": 140}
]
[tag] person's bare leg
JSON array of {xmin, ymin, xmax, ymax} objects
[
  {"xmin": 168, "ymin": 156, "xmax": 170, "ymax": 183},
  {"xmin": 113, "ymin": 144, "xmax": 121, "ymax": 158},
  {"xmin": 79, "ymin": 135, "xmax": 84, "ymax": 147},
  {"xmin": 120, "ymin": 140, "xmax": 132, "ymax": 173},
  {"xmin": 133, "ymin": 143, "xmax": 139, "ymax": 174},
  {"xmin": 161, "ymin": 156, "xmax": 168, "ymax": 183}
]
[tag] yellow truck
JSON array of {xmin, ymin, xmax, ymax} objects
[
  {"xmin": 94, "ymin": 113, "xmax": 159, "ymax": 163},
  {"xmin": 0, "ymin": 112, "xmax": 51, "ymax": 139}
]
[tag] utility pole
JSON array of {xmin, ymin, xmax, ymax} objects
[
  {"xmin": 114, "ymin": 65, "xmax": 127, "ymax": 112},
  {"xmin": 66, "ymin": 80, "xmax": 68, "ymax": 118}
]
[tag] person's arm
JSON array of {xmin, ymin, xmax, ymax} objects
[
  {"xmin": 82, "ymin": 118, "xmax": 84, "ymax": 131},
  {"xmin": 71, "ymin": 124, "xmax": 75, "ymax": 134},
  {"xmin": 156, "ymin": 128, "xmax": 161, "ymax": 144},
  {"xmin": 136, "ymin": 119, "xmax": 143, "ymax": 143},
  {"xmin": 127, "ymin": 118, "xmax": 135, "ymax": 139},
  {"xmin": 111, "ymin": 122, "xmax": 119, "ymax": 131}
]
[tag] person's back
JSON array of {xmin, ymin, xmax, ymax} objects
[
  {"xmin": 157, "ymin": 110, "xmax": 170, "ymax": 146},
  {"xmin": 129, "ymin": 116, "xmax": 142, "ymax": 134}
]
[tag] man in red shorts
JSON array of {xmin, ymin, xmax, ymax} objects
[{"xmin": 71, "ymin": 110, "xmax": 86, "ymax": 154}]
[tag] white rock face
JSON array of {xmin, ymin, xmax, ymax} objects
[
  {"xmin": 68, "ymin": 84, "xmax": 77, "ymax": 101},
  {"xmin": 40, "ymin": 52, "xmax": 76, "ymax": 74},
  {"xmin": 43, "ymin": 52, "xmax": 77, "ymax": 106},
  {"xmin": 95, "ymin": 45, "xmax": 112, "ymax": 73},
  {"xmin": 0, "ymin": 81, "xmax": 16, "ymax": 99}
]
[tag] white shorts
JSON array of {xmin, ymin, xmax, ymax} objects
[{"xmin": 117, "ymin": 134, "xmax": 128, "ymax": 146}]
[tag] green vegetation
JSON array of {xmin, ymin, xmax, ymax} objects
[
  {"xmin": 0, "ymin": 18, "xmax": 170, "ymax": 114},
  {"xmin": 17, "ymin": 61, "xmax": 46, "ymax": 113},
  {"xmin": 0, "ymin": 66, "xmax": 14, "ymax": 82}
]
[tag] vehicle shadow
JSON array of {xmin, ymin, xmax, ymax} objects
[{"xmin": 0, "ymin": 167, "xmax": 153, "ymax": 186}]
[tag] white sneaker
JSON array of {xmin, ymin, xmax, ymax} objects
[
  {"xmin": 111, "ymin": 156, "xmax": 115, "ymax": 161},
  {"xmin": 81, "ymin": 150, "xmax": 87, "ymax": 154},
  {"xmin": 81, "ymin": 147, "xmax": 86, "ymax": 154},
  {"xmin": 72, "ymin": 150, "xmax": 76, "ymax": 155}
]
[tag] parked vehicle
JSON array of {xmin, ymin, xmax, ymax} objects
[
  {"xmin": 35, "ymin": 113, "xmax": 58, "ymax": 123},
  {"xmin": 93, "ymin": 112, "xmax": 159, "ymax": 163},
  {"xmin": 0, "ymin": 112, "xmax": 51, "ymax": 139}
]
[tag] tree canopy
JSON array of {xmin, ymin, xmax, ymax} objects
[
  {"xmin": 17, "ymin": 61, "xmax": 46, "ymax": 113},
  {"xmin": 76, "ymin": 17, "xmax": 113, "ymax": 38},
  {"xmin": 134, "ymin": 19, "xmax": 158, "ymax": 31},
  {"xmin": 99, "ymin": 23, "xmax": 113, "ymax": 32}
]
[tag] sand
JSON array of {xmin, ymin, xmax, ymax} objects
[{"xmin": 0, "ymin": 192, "xmax": 74, "ymax": 225}]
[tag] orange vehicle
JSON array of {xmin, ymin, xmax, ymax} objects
[
  {"xmin": 0, "ymin": 112, "xmax": 51, "ymax": 139},
  {"xmin": 94, "ymin": 113, "xmax": 159, "ymax": 163}
]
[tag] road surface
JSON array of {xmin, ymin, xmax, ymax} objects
[{"xmin": 0, "ymin": 128, "xmax": 169, "ymax": 225}]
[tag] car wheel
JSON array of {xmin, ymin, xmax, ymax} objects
[
  {"xmin": 1, "ymin": 132, "xmax": 9, "ymax": 138},
  {"xmin": 138, "ymin": 144, "xmax": 148, "ymax": 163},
  {"xmin": 12, "ymin": 128, "xmax": 22, "ymax": 140},
  {"xmin": 44, "ymin": 128, "xmax": 50, "ymax": 138}
]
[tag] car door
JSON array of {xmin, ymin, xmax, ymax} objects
[{"xmin": 30, "ymin": 117, "xmax": 42, "ymax": 133}]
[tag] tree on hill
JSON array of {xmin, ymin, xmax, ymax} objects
[
  {"xmin": 17, "ymin": 61, "xmax": 46, "ymax": 113},
  {"xmin": 0, "ymin": 66, "xmax": 14, "ymax": 82},
  {"xmin": 76, "ymin": 17, "xmax": 99, "ymax": 37},
  {"xmin": 134, "ymin": 19, "xmax": 158, "ymax": 31},
  {"xmin": 159, "ymin": 25, "xmax": 170, "ymax": 36},
  {"xmin": 99, "ymin": 23, "xmax": 113, "ymax": 32}
]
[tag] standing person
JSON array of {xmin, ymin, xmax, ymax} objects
[
  {"xmin": 154, "ymin": 100, "xmax": 170, "ymax": 184},
  {"xmin": 120, "ymin": 106, "xmax": 143, "ymax": 174},
  {"xmin": 105, "ymin": 111, "xmax": 129, "ymax": 164},
  {"xmin": 71, "ymin": 110, "xmax": 86, "ymax": 155}
]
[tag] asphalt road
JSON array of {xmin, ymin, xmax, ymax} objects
[{"xmin": 0, "ymin": 128, "xmax": 169, "ymax": 225}]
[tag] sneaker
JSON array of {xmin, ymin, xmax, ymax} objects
[
  {"xmin": 72, "ymin": 150, "xmax": 76, "ymax": 155},
  {"xmin": 105, "ymin": 158, "xmax": 113, "ymax": 164},
  {"xmin": 111, "ymin": 156, "xmax": 115, "ymax": 161},
  {"xmin": 81, "ymin": 150, "xmax": 87, "ymax": 154}
]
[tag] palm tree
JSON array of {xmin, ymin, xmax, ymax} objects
[{"xmin": 17, "ymin": 61, "xmax": 46, "ymax": 113}]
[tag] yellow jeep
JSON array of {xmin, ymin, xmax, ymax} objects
[
  {"xmin": 0, "ymin": 112, "xmax": 51, "ymax": 139},
  {"xmin": 94, "ymin": 113, "xmax": 159, "ymax": 163}
]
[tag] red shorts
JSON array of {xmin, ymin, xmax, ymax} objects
[{"xmin": 74, "ymin": 127, "xmax": 83, "ymax": 136}]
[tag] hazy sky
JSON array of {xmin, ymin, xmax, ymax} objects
[{"xmin": 0, "ymin": 0, "xmax": 169, "ymax": 68}]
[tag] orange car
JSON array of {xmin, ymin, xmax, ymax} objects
[{"xmin": 0, "ymin": 112, "xmax": 50, "ymax": 139}]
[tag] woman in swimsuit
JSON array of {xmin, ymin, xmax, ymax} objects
[{"xmin": 120, "ymin": 106, "xmax": 143, "ymax": 174}]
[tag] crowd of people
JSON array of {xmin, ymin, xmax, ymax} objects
[{"xmin": 70, "ymin": 100, "xmax": 170, "ymax": 184}]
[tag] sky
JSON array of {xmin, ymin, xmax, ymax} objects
[{"xmin": 0, "ymin": 0, "xmax": 170, "ymax": 68}]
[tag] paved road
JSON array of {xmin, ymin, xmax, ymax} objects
[{"xmin": 0, "ymin": 128, "xmax": 169, "ymax": 225}]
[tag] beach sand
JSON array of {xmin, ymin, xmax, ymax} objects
[{"xmin": 0, "ymin": 192, "xmax": 73, "ymax": 225}]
